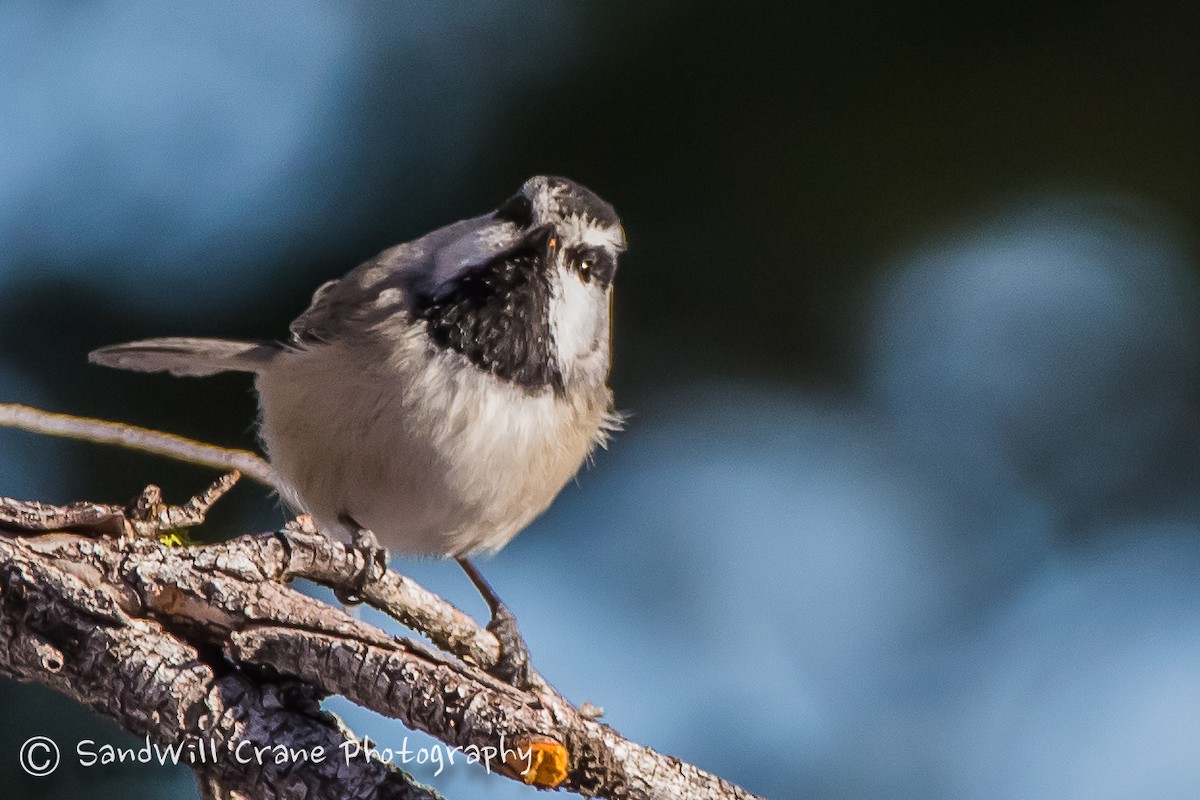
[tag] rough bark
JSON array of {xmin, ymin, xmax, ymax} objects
[{"xmin": 0, "ymin": 480, "xmax": 764, "ymax": 800}]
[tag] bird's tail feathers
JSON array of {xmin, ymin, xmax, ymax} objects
[{"xmin": 89, "ymin": 338, "xmax": 280, "ymax": 377}]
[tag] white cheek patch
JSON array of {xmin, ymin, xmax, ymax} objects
[{"xmin": 549, "ymin": 262, "xmax": 608, "ymax": 380}]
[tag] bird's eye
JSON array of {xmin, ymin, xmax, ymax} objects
[
  {"xmin": 564, "ymin": 247, "xmax": 609, "ymax": 284},
  {"xmin": 574, "ymin": 258, "xmax": 595, "ymax": 283}
]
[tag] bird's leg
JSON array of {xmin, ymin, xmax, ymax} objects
[
  {"xmin": 456, "ymin": 557, "xmax": 533, "ymax": 689},
  {"xmin": 335, "ymin": 513, "xmax": 389, "ymax": 605}
]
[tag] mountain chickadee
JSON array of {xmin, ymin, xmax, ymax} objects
[{"xmin": 90, "ymin": 176, "xmax": 627, "ymax": 686}]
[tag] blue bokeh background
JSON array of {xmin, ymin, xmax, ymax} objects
[{"xmin": 3, "ymin": 3, "xmax": 1200, "ymax": 798}]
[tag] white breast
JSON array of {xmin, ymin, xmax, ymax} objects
[{"xmin": 254, "ymin": 325, "xmax": 612, "ymax": 556}]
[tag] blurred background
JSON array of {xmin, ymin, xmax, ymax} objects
[{"xmin": 3, "ymin": 1, "xmax": 1200, "ymax": 798}]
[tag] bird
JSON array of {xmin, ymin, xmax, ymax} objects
[{"xmin": 89, "ymin": 176, "xmax": 627, "ymax": 686}]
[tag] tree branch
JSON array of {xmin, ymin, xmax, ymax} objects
[
  {"xmin": 0, "ymin": 513, "xmax": 434, "ymax": 799},
  {"xmin": 0, "ymin": 476, "xmax": 764, "ymax": 800}
]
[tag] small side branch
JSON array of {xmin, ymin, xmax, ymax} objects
[{"xmin": 0, "ymin": 403, "xmax": 275, "ymax": 487}]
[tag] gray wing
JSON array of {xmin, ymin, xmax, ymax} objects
[{"xmin": 287, "ymin": 243, "xmax": 421, "ymax": 346}]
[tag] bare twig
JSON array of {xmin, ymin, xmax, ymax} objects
[{"xmin": 0, "ymin": 403, "xmax": 275, "ymax": 487}]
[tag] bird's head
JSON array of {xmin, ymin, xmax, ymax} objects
[
  {"xmin": 412, "ymin": 176, "xmax": 626, "ymax": 394},
  {"xmin": 499, "ymin": 175, "xmax": 626, "ymax": 284}
]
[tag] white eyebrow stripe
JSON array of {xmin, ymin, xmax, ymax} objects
[{"xmin": 559, "ymin": 213, "xmax": 626, "ymax": 253}]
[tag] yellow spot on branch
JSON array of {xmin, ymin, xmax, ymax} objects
[
  {"xmin": 505, "ymin": 736, "xmax": 569, "ymax": 788},
  {"xmin": 158, "ymin": 529, "xmax": 195, "ymax": 547}
]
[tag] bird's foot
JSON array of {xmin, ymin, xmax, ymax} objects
[
  {"xmin": 456, "ymin": 557, "xmax": 535, "ymax": 689},
  {"xmin": 486, "ymin": 601, "xmax": 533, "ymax": 689},
  {"xmin": 335, "ymin": 516, "xmax": 389, "ymax": 605}
]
